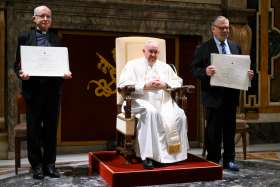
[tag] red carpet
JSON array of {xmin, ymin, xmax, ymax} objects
[{"xmin": 88, "ymin": 151, "xmax": 223, "ymax": 187}]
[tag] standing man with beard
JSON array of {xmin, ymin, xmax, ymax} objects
[
  {"xmin": 192, "ymin": 16, "xmax": 254, "ymax": 171},
  {"xmin": 14, "ymin": 5, "xmax": 72, "ymax": 179}
]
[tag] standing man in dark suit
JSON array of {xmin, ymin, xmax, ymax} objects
[
  {"xmin": 14, "ymin": 5, "xmax": 72, "ymax": 179},
  {"xmin": 192, "ymin": 16, "xmax": 254, "ymax": 171}
]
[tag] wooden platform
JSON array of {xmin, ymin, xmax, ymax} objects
[{"xmin": 88, "ymin": 151, "xmax": 223, "ymax": 187}]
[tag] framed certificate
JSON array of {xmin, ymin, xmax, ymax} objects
[{"xmin": 20, "ymin": 46, "xmax": 70, "ymax": 77}]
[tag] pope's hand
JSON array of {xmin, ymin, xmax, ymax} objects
[
  {"xmin": 152, "ymin": 79, "xmax": 167, "ymax": 89},
  {"xmin": 145, "ymin": 79, "xmax": 166, "ymax": 90}
]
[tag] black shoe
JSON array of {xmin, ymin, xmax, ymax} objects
[
  {"xmin": 223, "ymin": 161, "xmax": 239, "ymax": 171},
  {"xmin": 153, "ymin": 161, "xmax": 167, "ymax": 168},
  {"xmin": 142, "ymin": 158, "xmax": 154, "ymax": 169},
  {"xmin": 32, "ymin": 166, "xmax": 44, "ymax": 180},
  {"xmin": 43, "ymin": 164, "xmax": 61, "ymax": 178}
]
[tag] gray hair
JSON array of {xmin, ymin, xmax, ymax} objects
[
  {"xmin": 211, "ymin": 16, "xmax": 229, "ymax": 27},
  {"xmin": 33, "ymin": 5, "xmax": 51, "ymax": 16}
]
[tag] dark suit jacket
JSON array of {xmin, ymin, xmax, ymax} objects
[
  {"xmin": 192, "ymin": 38, "xmax": 241, "ymax": 108},
  {"xmin": 14, "ymin": 28, "xmax": 64, "ymax": 99}
]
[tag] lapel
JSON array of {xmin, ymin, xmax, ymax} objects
[
  {"xmin": 209, "ymin": 38, "xmax": 219, "ymax": 54},
  {"xmin": 27, "ymin": 29, "xmax": 38, "ymax": 46},
  {"xmin": 47, "ymin": 31, "xmax": 54, "ymax": 46},
  {"xmin": 47, "ymin": 30, "xmax": 60, "ymax": 47},
  {"xmin": 227, "ymin": 40, "xmax": 239, "ymax": 54}
]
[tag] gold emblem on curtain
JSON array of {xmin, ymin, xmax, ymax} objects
[{"xmin": 87, "ymin": 50, "xmax": 116, "ymax": 97}]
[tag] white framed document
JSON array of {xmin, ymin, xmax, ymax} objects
[
  {"xmin": 20, "ymin": 46, "xmax": 70, "ymax": 77},
  {"xmin": 210, "ymin": 53, "xmax": 251, "ymax": 90}
]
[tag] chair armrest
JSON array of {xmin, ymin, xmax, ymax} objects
[
  {"xmin": 117, "ymin": 85, "xmax": 136, "ymax": 118},
  {"xmin": 166, "ymin": 85, "xmax": 195, "ymax": 94},
  {"xmin": 118, "ymin": 85, "xmax": 136, "ymax": 96},
  {"xmin": 166, "ymin": 85, "xmax": 195, "ymax": 109}
]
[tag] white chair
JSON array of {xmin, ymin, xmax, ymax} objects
[{"xmin": 115, "ymin": 36, "xmax": 194, "ymax": 163}]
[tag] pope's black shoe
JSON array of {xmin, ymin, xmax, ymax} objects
[
  {"xmin": 43, "ymin": 164, "xmax": 61, "ymax": 178},
  {"xmin": 142, "ymin": 158, "xmax": 154, "ymax": 169},
  {"xmin": 32, "ymin": 165, "xmax": 44, "ymax": 180},
  {"xmin": 223, "ymin": 161, "xmax": 239, "ymax": 171},
  {"xmin": 153, "ymin": 160, "xmax": 167, "ymax": 168}
]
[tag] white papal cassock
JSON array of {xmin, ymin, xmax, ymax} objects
[{"xmin": 118, "ymin": 57, "xmax": 189, "ymax": 163}]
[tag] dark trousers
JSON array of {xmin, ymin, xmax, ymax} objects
[
  {"xmin": 205, "ymin": 100, "xmax": 237, "ymax": 164},
  {"xmin": 24, "ymin": 88, "xmax": 60, "ymax": 168}
]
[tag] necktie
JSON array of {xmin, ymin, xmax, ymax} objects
[{"xmin": 220, "ymin": 41, "xmax": 226, "ymax": 54}]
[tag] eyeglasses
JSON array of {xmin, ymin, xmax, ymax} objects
[
  {"xmin": 35, "ymin": 14, "xmax": 52, "ymax": 20},
  {"xmin": 214, "ymin": 25, "xmax": 229, "ymax": 30}
]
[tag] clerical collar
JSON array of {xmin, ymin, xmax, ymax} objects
[{"xmin": 36, "ymin": 29, "xmax": 47, "ymax": 35}]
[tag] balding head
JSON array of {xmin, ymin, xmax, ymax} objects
[
  {"xmin": 32, "ymin": 5, "xmax": 52, "ymax": 32},
  {"xmin": 34, "ymin": 5, "xmax": 51, "ymax": 16}
]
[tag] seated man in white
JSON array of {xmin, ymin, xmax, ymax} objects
[{"xmin": 118, "ymin": 40, "xmax": 189, "ymax": 169}]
